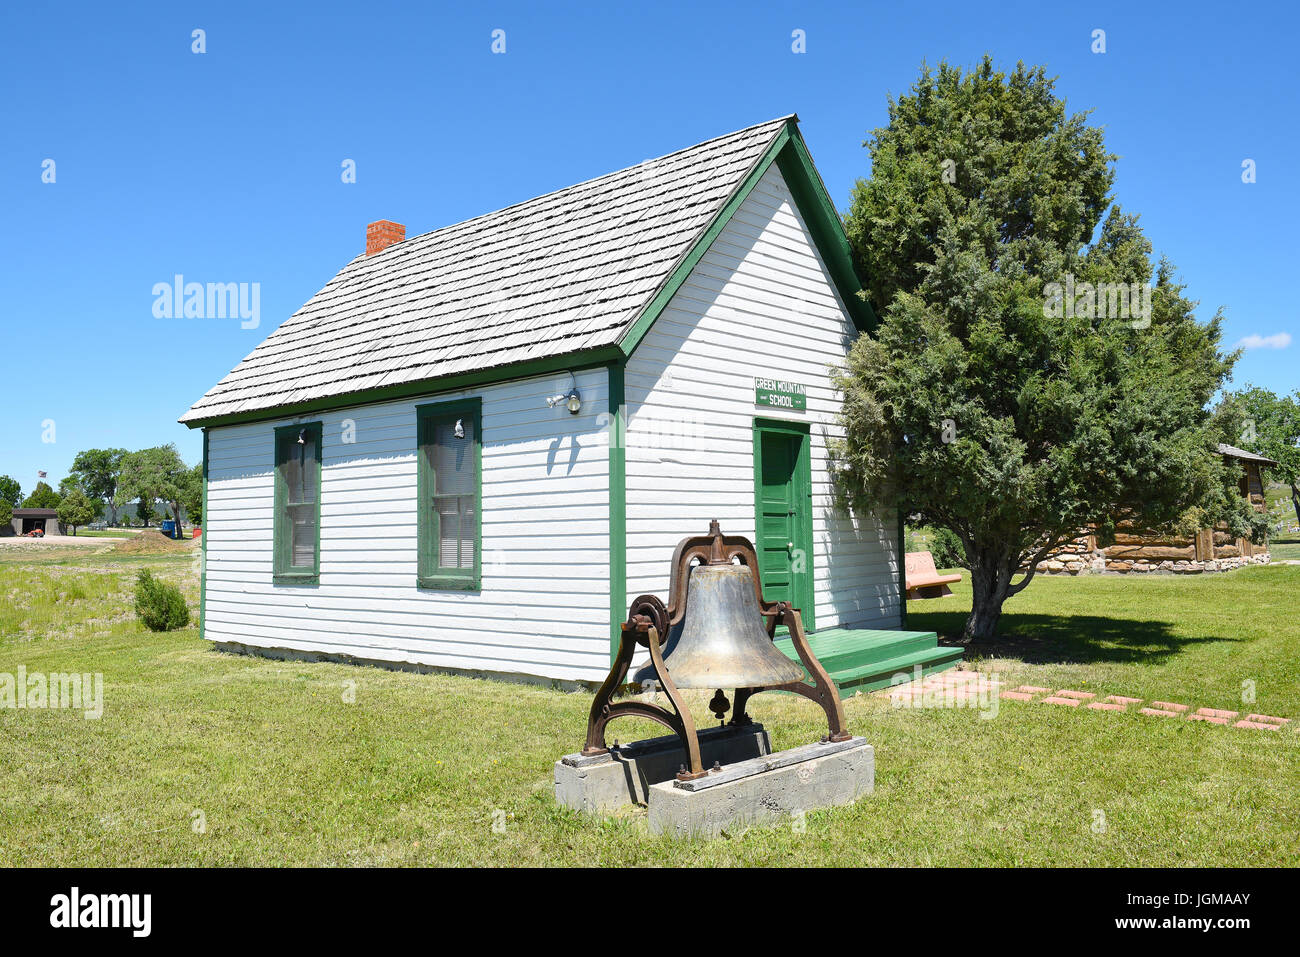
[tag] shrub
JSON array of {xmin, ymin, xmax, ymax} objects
[
  {"xmin": 134, "ymin": 569, "xmax": 190, "ymax": 631},
  {"xmin": 927, "ymin": 526, "xmax": 966, "ymax": 570},
  {"xmin": 905, "ymin": 524, "xmax": 967, "ymax": 570}
]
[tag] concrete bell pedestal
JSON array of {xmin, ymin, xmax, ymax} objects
[
  {"xmin": 555, "ymin": 724, "xmax": 772, "ymax": 814},
  {"xmin": 555, "ymin": 727, "xmax": 874, "ymax": 838},
  {"xmin": 648, "ymin": 736, "xmax": 873, "ymax": 839}
]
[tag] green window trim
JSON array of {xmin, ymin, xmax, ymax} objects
[
  {"xmin": 199, "ymin": 428, "xmax": 208, "ymax": 638},
  {"xmin": 416, "ymin": 397, "xmax": 483, "ymax": 591},
  {"xmin": 273, "ymin": 421, "xmax": 323, "ymax": 585}
]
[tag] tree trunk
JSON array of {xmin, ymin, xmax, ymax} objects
[
  {"xmin": 963, "ymin": 550, "xmax": 1015, "ymax": 643},
  {"xmin": 1291, "ymin": 482, "xmax": 1299, "ymax": 529}
]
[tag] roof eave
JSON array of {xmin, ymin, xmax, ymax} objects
[{"xmin": 178, "ymin": 344, "xmax": 625, "ymax": 430}]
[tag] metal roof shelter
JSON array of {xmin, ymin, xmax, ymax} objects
[{"xmin": 7, "ymin": 508, "xmax": 63, "ymax": 537}]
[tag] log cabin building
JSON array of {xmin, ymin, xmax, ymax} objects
[{"xmin": 1037, "ymin": 444, "xmax": 1276, "ymax": 575}]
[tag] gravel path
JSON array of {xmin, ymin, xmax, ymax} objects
[{"xmin": 0, "ymin": 534, "xmax": 119, "ymax": 549}]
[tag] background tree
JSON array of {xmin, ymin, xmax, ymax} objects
[
  {"xmin": 836, "ymin": 58, "xmax": 1246, "ymax": 642},
  {"xmin": 135, "ymin": 500, "xmax": 157, "ymax": 527},
  {"xmin": 0, "ymin": 500, "xmax": 11, "ymax": 530},
  {"xmin": 22, "ymin": 481, "xmax": 62, "ymax": 509},
  {"xmin": 117, "ymin": 445, "xmax": 191, "ymax": 531},
  {"xmin": 67, "ymin": 448, "xmax": 126, "ymax": 524},
  {"xmin": 59, "ymin": 476, "xmax": 103, "ymax": 521},
  {"xmin": 0, "ymin": 475, "xmax": 21, "ymax": 508},
  {"xmin": 180, "ymin": 462, "xmax": 203, "ymax": 527},
  {"xmin": 57, "ymin": 487, "xmax": 96, "ymax": 535},
  {"xmin": 1213, "ymin": 386, "xmax": 1300, "ymax": 528}
]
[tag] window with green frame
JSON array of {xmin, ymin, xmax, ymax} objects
[
  {"xmin": 416, "ymin": 398, "xmax": 482, "ymax": 590},
  {"xmin": 273, "ymin": 422, "xmax": 322, "ymax": 584}
]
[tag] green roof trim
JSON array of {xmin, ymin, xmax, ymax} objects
[
  {"xmin": 618, "ymin": 118, "xmax": 875, "ymax": 357},
  {"xmin": 775, "ymin": 125, "xmax": 878, "ymax": 334},
  {"xmin": 607, "ymin": 360, "xmax": 627, "ymax": 664}
]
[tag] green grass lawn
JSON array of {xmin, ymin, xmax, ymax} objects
[
  {"xmin": 1, "ymin": 543, "xmax": 1297, "ymax": 866},
  {"xmin": 1270, "ymin": 538, "xmax": 1300, "ymax": 561}
]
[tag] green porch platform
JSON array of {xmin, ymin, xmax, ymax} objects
[{"xmin": 775, "ymin": 627, "xmax": 963, "ymax": 694}]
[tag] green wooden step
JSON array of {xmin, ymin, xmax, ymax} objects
[
  {"xmin": 774, "ymin": 627, "xmax": 964, "ymax": 694},
  {"xmin": 830, "ymin": 646, "xmax": 965, "ymax": 693},
  {"xmin": 774, "ymin": 628, "xmax": 945, "ymax": 674}
]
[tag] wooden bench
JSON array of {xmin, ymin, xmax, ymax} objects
[{"xmin": 905, "ymin": 551, "xmax": 962, "ymax": 600}]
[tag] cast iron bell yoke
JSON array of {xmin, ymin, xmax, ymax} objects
[{"xmin": 583, "ymin": 520, "xmax": 850, "ymax": 781}]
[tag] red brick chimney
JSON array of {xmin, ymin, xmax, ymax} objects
[{"xmin": 365, "ymin": 220, "xmax": 405, "ymax": 257}]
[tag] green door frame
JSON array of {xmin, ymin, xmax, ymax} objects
[{"xmin": 752, "ymin": 417, "xmax": 815, "ymax": 631}]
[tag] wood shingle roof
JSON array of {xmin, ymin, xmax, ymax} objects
[{"xmin": 181, "ymin": 117, "xmax": 794, "ymax": 425}]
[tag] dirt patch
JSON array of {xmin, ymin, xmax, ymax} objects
[{"xmin": 108, "ymin": 530, "xmax": 197, "ymax": 556}]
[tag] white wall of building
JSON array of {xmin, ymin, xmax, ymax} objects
[
  {"xmin": 623, "ymin": 163, "xmax": 900, "ymax": 630},
  {"xmin": 203, "ymin": 369, "xmax": 612, "ymax": 682},
  {"xmin": 203, "ymin": 164, "xmax": 900, "ymax": 685}
]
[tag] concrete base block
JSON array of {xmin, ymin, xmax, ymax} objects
[
  {"xmin": 554, "ymin": 724, "xmax": 772, "ymax": 814},
  {"xmin": 647, "ymin": 736, "xmax": 873, "ymax": 839}
]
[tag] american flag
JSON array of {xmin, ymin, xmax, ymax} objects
[{"xmin": 37, "ymin": 471, "xmax": 46, "ymax": 479}]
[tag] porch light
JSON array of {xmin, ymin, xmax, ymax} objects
[{"xmin": 546, "ymin": 377, "xmax": 582, "ymax": 415}]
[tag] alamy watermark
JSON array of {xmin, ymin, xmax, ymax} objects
[
  {"xmin": 152, "ymin": 274, "xmax": 259, "ymax": 329},
  {"xmin": 890, "ymin": 665, "xmax": 1000, "ymax": 720},
  {"xmin": 1043, "ymin": 274, "xmax": 1152, "ymax": 329},
  {"xmin": 1, "ymin": 666, "xmax": 103, "ymax": 719}
]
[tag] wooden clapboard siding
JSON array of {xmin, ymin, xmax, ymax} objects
[
  {"xmin": 623, "ymin": 164, "xmax": 899, "ymax": 630},
  {"xmin": 203, "ymin": 369, "xmax": 612, "ymax": 681}
]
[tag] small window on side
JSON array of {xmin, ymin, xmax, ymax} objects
[
  {"xmin": 417, "ymin": 398, "xmax": 482, "ymax": 590},
  {"xmin": 273, "ymin": 422, "xmax": 322, "ymax": 584}
]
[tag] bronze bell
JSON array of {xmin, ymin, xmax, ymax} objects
[
  {"xmin": 631, "ymin": 562, "xmax": 803, "ymax": 689},
  {"xmin": 582, "ymin": 520, "xmax": 850, "ymax": 782}
]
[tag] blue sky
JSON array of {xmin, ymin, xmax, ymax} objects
[{"xmin": 2, "ymin": 0, "xmax": 1296, "ymax": 494}]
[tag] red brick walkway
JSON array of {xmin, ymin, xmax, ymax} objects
[
  {"xmin": 1001, "ymin": 684, "xmax": 1291, "ymax": 730},
  {"xmin": 886, "ymin": 669, "xmax": 1293, "ymax": 731}
]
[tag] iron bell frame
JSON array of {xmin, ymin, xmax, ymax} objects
[{"xmin": 582, "ymin": 520, "xmax": 851, "ymax": 781}]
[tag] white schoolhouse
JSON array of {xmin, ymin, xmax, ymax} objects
[{"xmin": 182, "ymin": 116, "xmax": 960, "ymax": 688}]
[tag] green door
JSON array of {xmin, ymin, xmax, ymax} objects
[{"xmin": 753, "ymin": 419, "xmax": 814, "ymax": 630}]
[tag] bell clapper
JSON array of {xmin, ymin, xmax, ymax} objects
[{"xmin": 709, "ymin": 689, "xmax": 730, "ymax": 725}]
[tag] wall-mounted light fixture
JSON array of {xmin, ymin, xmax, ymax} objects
[
  {"xmin": 297, "ymin": 428, "xmax": 307, "ymax": 445},
  {"xmin": 546, "ymin": 373, "xmax": 582, "ymax": 415},
  {"xmin": 454, "ymin": 418, "xmax": 465, "ymax": 439}
]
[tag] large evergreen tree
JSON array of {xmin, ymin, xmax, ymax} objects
[{"xmin": 836, "ymin": 58, "xmax": 1252, "ymax": 642}]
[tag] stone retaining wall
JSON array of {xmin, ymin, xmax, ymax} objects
[{"xmin": 1035, "ymin": 549, "xmax": 1271, "ymax": 576}]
